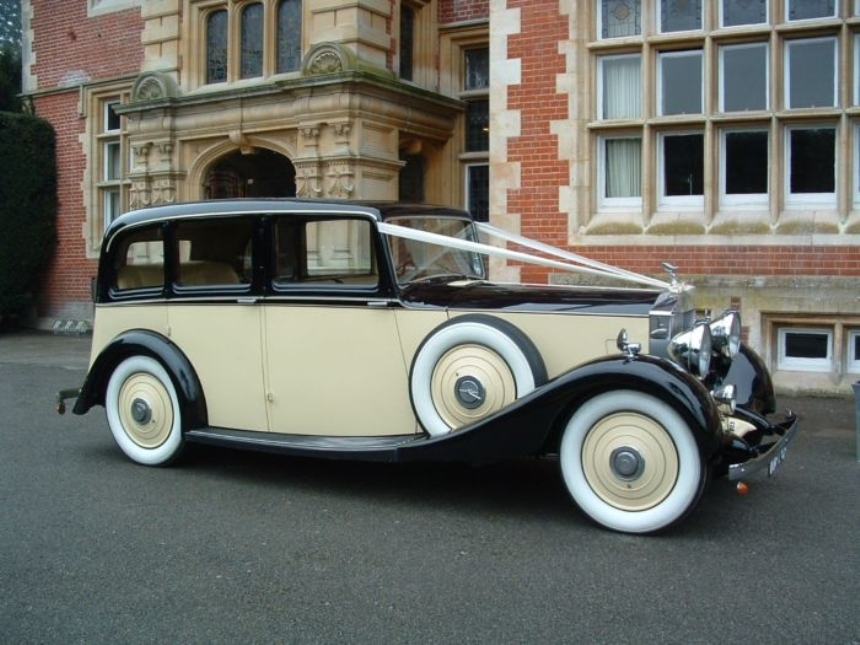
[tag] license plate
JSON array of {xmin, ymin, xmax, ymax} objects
[{"xmin": 767, "ymin": 445, "xmax": 789, "ymax": 476}]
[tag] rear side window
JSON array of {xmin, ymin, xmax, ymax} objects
[
  {"xmin": 174, "ymin": 218, "xmax": 254, "ymax": 289},
  {"xmin": 273, "ymin": 217, "xmax": 378, "ymax": 288},
  {"xmin": 112, "ymin": 225, "xmax": 165, "ymax": 292}
]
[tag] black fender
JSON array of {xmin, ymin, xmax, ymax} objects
[
  {"xmin": 396, "ymin": 353, "xmax": 723, "ymax": 464},
  {"xmin": 541, "ymin": 354, "xmax": 723, "ymax": 457},
  {"xmin": 72, "ymin": 329, "xmax": 208, "ymax": 430},
  {"xmin": 720, "ymin": 343, "xmax": 776, "ymax": 415}
]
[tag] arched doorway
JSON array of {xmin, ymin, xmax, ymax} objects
[{"xmin": 204, "ymin": 148, "xmax": 296, "ymax": 199}]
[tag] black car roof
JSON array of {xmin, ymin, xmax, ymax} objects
[{"xmin": 104, "ymin": 199, "xmax": 471, "ymax": 241}]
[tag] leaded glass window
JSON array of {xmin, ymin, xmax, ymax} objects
[
  {"xmin": 600, "ymin": 0, "xmax": 641, "ymax": 39},
  {"xmin": 400, "ymin": 5, "xmax": 415, "ymax": 81},
  {"xmin": 467, "ymin": 164, "xmax": 490, "ymax": 222},
  {"xmin": 660, "ymin": 0, "xmax": 702, "ymax": 32},
  {"xmin": 787, "ymin": 0, "xmax": 836, "ymax": 21},
  {"xmin": 465, "ymin": 48, "xmax": 489, "ymax": 90},
  {"xmin": 466, "ymin": 100, "xmax": 489, "ymax": 152},
  {"xmin": 721, "ymin": 0, "xmax": 767, "ymax": 26},
  {"xmin": 207, "ymin": 10, "xmax": 228, "ymax": 84},
  {"xmin": 277, "ymin": 0, "xmax": 302, "ymax": 73},
  {"xmin": 240, "ymin": 3, "xmax": 263, "ymax": 79}
]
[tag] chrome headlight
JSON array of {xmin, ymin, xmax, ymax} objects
[
  {"xmin": 710, "ymin": 310, "xmax": 741, "ymax": 359},
  {"xmin": 669, "ymin": 321, "xmax": 713, "ymax": 377}
]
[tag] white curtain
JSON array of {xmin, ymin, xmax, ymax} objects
[
  {"xmin": 606, "ymin": 138, "xmax": 642, "ymax": 198},
  {"xmin": 603, "ymin": 56, "xmax": 641, "ymax": 119}
]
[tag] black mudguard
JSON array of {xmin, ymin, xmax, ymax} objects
[
  {"xmin": 396, "ymin": 353, "xmax": 723, "ymax": 464},
  {"xmin": 72, "ymin": 329, "xmax": 207, "ymax": 430},
  {"xmin": 721, "ymin": 343, "xmax": 776, "ymax": 415}
]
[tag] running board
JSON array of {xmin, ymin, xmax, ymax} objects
[{"xmin": 184, "ymin": 427, "xmax": 424, "ymax": 462}]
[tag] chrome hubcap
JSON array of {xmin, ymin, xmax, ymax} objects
[
  {"xmin": 454, "ymin": 376, "xmax": 486, "ymax": 409},
  {"xmin": 610, "ymin": 447, "xmax": 645, "ymax": 481},
  {"xmin": 130, "ymin": 397, "xmax": 152, "ymax": 425}
]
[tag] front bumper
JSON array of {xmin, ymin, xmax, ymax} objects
[{"xmin": 723, "ymin": 410, "xmax": 799, "ymax": 481}]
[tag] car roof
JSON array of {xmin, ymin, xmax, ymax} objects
[{"xmin": 104, "ymin": 199, "xmax": 472, "ymax": 240}]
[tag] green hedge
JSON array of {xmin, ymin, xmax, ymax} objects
[{"xmin": 0, "ymin": 112, "xmax": 57, "ymax": 322}]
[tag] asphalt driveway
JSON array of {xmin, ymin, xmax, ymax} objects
[{"xmin": 0, "ymin": 331, "xmax": 858, "ymax": 644}]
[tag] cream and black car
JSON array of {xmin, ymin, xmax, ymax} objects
[{"xmin": 58, "ymin": 199, "xmax": 798, "ymax": 534}]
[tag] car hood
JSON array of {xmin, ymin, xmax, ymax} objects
[{"xmin": 398, "ymin": 279, "xmax": 660, "ymax": 315}]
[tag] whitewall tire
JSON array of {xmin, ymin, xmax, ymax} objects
[
  {"xmin": 105, "ymin": 355, "xmax": 184, "ymax": 466},
  {"xmin": 559, "ymin": 390, "xmax": 705, "ymax": 534},
  {"xmin": 410, "ymin": 316, "xmax": 546, "ymax": 437}
]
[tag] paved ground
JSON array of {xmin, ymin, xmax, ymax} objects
[{"xmin": 1, "ymin": 330, "xmax": 858, "ymax": 644}]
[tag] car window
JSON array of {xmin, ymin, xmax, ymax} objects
[
  {"xmin": 273, "ymin": 217, "xmax": 378, "ymax": 288},
  {"xmin": 174, "ymin": 218, "xmax": 254, "ymax": 288},
  {"xmin": 385, "ymin": 216, "xmax": 485, "ymax": 283},
  {"xmin": 112, "ymin": 225, "xmax": 165, "ymax": 292}
]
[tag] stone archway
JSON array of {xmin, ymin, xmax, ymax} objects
[{"xmin": 204, "ymin": 148, "xmax": 296, "ymax": 199}]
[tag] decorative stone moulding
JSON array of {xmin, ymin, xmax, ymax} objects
[
  {"xmin": 303, "ymin": 43, "xmax": 355, "ymax": 76},
  {"xmin": 301, "ymin": 42, "xmax": 395, "ymax": 80},
  {"xmin": 131, "ymin": 71, "xmax": 179, "ymax": 102}
]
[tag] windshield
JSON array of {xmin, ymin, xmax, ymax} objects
[{"xmin": 385, "ymin": 216, "xmax": 486, "ymax": 284}]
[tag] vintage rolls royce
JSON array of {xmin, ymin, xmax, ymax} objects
[{"xmin": 57, "ymin": 199, "xmax": 798, "ymax": 534}]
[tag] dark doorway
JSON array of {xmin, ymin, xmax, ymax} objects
[
  {"xmin": 204, "ymin": 148, "xmax": 296, "ymax": 199},
  {"xmin": 399, "ymin": 153, "xmax": 425, "ymax": 203}
]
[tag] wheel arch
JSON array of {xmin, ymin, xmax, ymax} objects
[
  {"xmin": 73, "ymin": 329, "xmax": 208, "ymax": 430},
  {"xmin": 409, "ymin": 313, "xmax": 548, "ymax": 436},
  {"xmin": 540, "ymin": 355, "xmax": 723, "ymax": 460}
]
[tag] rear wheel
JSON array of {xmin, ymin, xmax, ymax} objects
[
  {"xmin": 559, "ymin": 390, "xmax": 706, "ymax": 534},
  {"xmin": 105, "ymin": 355, "xmax": 184, "ymax": 466}
]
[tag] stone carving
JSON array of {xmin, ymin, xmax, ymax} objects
[
  {"xmin": 129, "ymin": 180, "xmax": 151, "ymax": 210},
  {"xmin": 302, "ymin": 43, "xmax": 356, "ymax": 77},
  {"xmin": 325, "ymin": 162, "xmax": 355, "ymax": 198},
  {"xmin": 131, "ymin": 71, "xmax": 178, "ymax": 103},
  {"xmin": 295, "ymin": 160, "xmax": 322, "ymax": 198},
  {"xmin": 151, "ymin": 178, "xmax": 177, "ymax": 205},
  {"xmin": 131, "ymin": 143, "xmax": 152, "ymax": 169},
  {"xmin": 157, "ymin": 142, "xmax": 173, "ymax": 165},
  {"xmin": 309, "ymin": 51, "xmax": 343, "ymax": 75}
]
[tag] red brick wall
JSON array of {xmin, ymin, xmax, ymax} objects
[
  {"xmin": 30, "ymin": 1, "xmax": 143, "ymax": 89},
  {"xmin": 502, "ymin": 0, "xmax": 860, "ymax": 284},
  {"xmin": 438, "ymin": 0, "xmax": 489, "ymax": 24},
  {"xmin": 504, "ymin": 1, "xmax": 568, "ymax": 283},
  {"xmin": 34, "ymin": 92, "xmax": 92, "ymax": 318},
  {"xmin": 580, "ymin": 245, "xmax": 860, "ymax": 278},
  {"xmin": 28, "ymin": 2, "xmax": 143, "ymax": 318}
]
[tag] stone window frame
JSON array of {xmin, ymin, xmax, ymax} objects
[
  {"xmin": 587, "ymin": 2, "xmax": 854, "ymax": 230},
  {"xmin": 439, "ymin": 23, "xmax": 490, "ymax": 219},
  {"xmin": 776, "ymin": 325, "xmax": 834, "ymax": 372},
  {"xmin": 84, "ymin": 84, "xmax": 133, "ymax": 257},
  {"xmin": 186, "ymin": 0, "xmax": 305, "ymax": 90},
  {"xmin": 398, "ymin": 0, "xmax": 435, "ymax": 89}
]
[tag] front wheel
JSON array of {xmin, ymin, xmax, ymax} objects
[
  {"xmin": 105, "ymin": 355, "xmax": 184, "ymax": 466},
  {"xmin": 559, "ymin": 390, "xmax": 706, "ymax": 534}
]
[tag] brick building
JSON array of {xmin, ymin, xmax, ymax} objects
[{"xmin": 21, "ymin": 0, "xmax": 860, "ymax": 395}]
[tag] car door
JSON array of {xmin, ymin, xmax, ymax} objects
[
  {"xmin": 166, "ymin": 216, "xmax": 269, "ymax": 433},
  {"xmin": 262, "ymin": 215, "xmax": 417, "ymax": 437}
]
